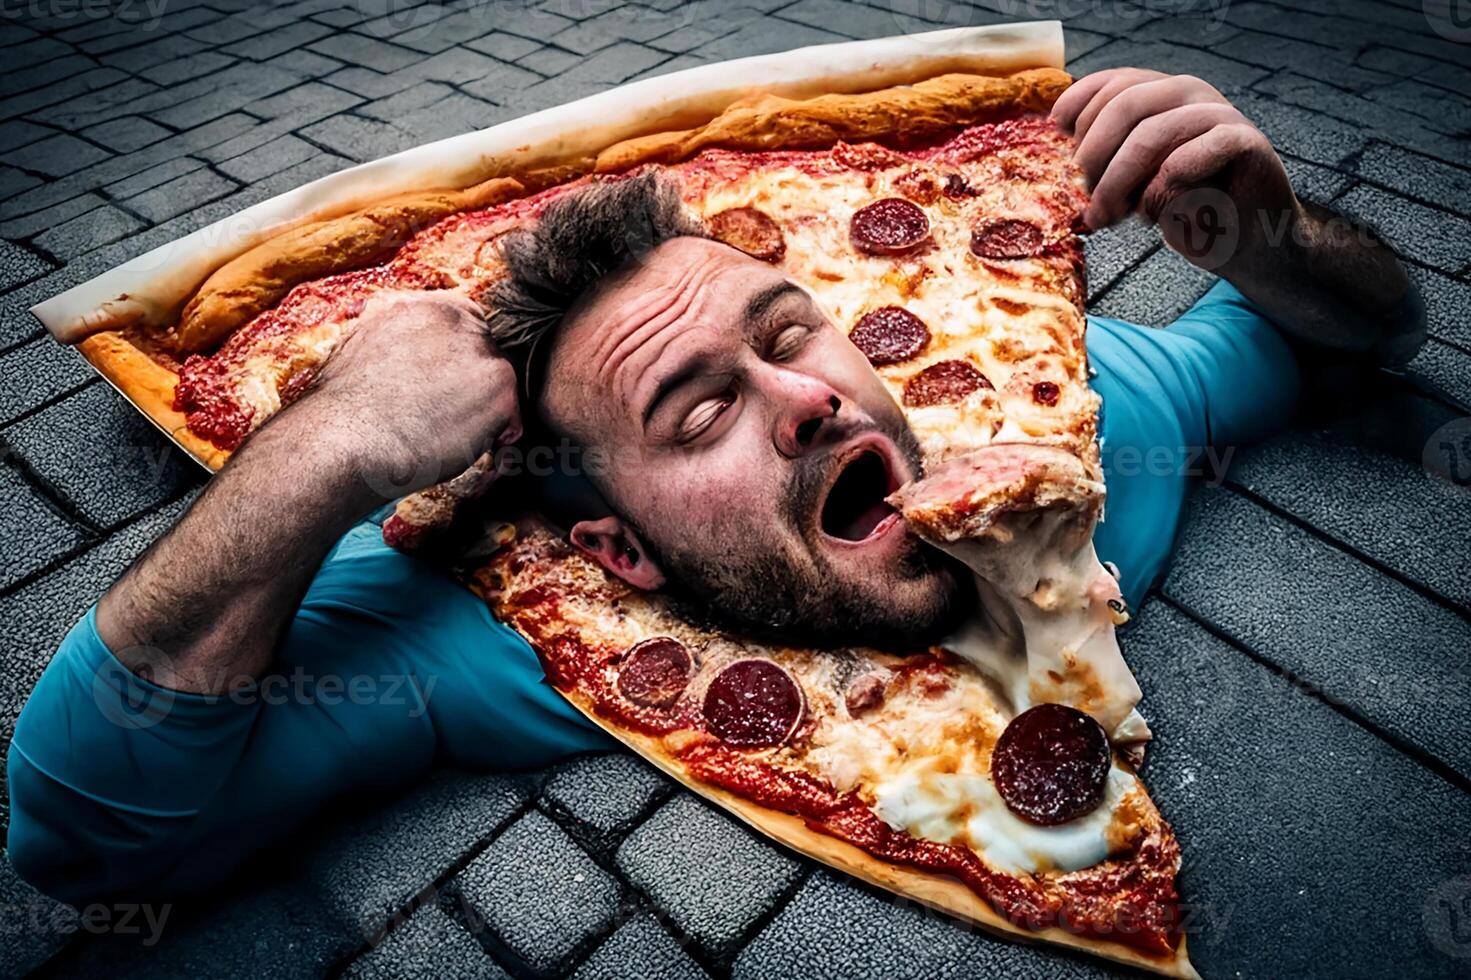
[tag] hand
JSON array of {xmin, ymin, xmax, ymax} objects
[
  {"xmin": 284, "ymin": 290, "xmax": 521, "ymax": 502},
  {"xmin": 1051, "ymin": 69, "xmax": 1299, "ymax": 273}
]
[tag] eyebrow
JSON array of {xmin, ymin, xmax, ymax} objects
[{"xmin": 639, "ymin": 280, "xmax": 806, "ymax": 428}]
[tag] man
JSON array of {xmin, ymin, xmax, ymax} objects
[{"xmin": 8, "ymin": 69, "xmax": 1422, "ymax": 904}]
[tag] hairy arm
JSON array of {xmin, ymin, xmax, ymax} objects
[
  {"xmin": 96, "ymin": 290, "xmax": 520, "ymax": 694},
  {"xmin": 1053, "ymin": 68, "xmax": 1425, "ymax": 365}
]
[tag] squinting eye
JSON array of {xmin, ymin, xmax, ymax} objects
[
  {"xmin": 680, "ymin": 392, "xmax": 733, "ymax": 441},
  {"xmin": 769, "ymin": 325, "xmax": 809, "ymax": 361}
]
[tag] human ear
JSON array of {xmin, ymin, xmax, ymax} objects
[{"xmin": 569, "ymin": 516, "xmax": 666, "ymax": 590}]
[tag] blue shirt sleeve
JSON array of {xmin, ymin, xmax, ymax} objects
[
  {"xmin": 7, "ymin": 515, "xmax": 609, "ymax": 903},
  {"xmin": 1088, "ymin": 280, "xmax": 1300, "ymax": 607}
]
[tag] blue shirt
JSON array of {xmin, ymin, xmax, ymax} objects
[{"xmin": 6, "ymin": 281, "xmax": 1299, "ymax": 903}]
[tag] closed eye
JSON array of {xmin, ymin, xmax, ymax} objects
[
  {"xmin": 768, "ymin": 324, "xmax": 811, "ymax": 361},
  {"xmin": 678, "ymin": 389, "xmax": 736, "ymax": 443}
]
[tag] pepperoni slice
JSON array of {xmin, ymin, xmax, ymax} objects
[
  {"xmin": 832, "ymin": 141, "xmax": 907, "ymax": 172},
  {"xmin": 702, "ymin": 659, "xmax": 805, "ymax": 747},
  {"xmin": 617, "ymin": 637, "xmax": 693, "ymax": 708},
  {"xmin": 709, "ymin": 207, "xmax": 785, "ymax": 262},
  {"xmin": 849, "ymin": 306, "xmax": 930, "ymax": 366},
  {"xmin": 991, "ymin": 703, "xmax": 1111, "ymax": 826},
  {"xmin": 850, "ymin": 198, "xmax": 931, "ymax": 256},
  {"xmin": 902, "ymin": 360, "xmax": 993, "ymax": 407},
  {"xmin": 1032, "ymin": 380, "xmax": 1060, "ymax": 406},
  {"xmin": 970, "ymin": 219, "xmax": 1045, "ymax": 259}
]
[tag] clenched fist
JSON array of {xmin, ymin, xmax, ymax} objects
[{"xmin": 283, "ymin": 290, "xmax": 521, "ymax": 501}]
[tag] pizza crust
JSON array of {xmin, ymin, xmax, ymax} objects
[
  {"xmin": 562, "ymin": 687, "xmax": 1198, "ymax": 979},
  {"xmin": 77, "ymin": 332, "xmax": 229, "ymax": 470}
]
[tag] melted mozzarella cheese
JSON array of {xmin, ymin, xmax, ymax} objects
[{"xmin": 872, "ymin": 764, "xmax": 1136, "ymax": 874}]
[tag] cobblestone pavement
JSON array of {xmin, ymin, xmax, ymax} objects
[{"xmin": 1, "ymin": 1, "xmax": 1469, "ymax": 977}]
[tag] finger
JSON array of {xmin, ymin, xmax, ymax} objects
[
  {"xmin": 1085, "ymin": 104, "xmax": 1244, "ymax": 229},
  {"xmin": 1073, "ymin": 75, "xmax": 1232, "ymax": 184},
  {"xmin": 1139, "ymin": 123, "xmax": 1262, "ymax": 222},
  {"xmin": 1051, "ymin": 69, "xmax": 1130, "ymax": 132},
  {"xmin": 1067, "ymin": 68, "xmax": 1170, "ymax": 144}
]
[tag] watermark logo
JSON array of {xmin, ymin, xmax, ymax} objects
[
  {"xmin": 1423, "ymin": 418, "xmax": 1471, "ymax": 488},
  {"xmin": 1424, "ymin": 875, "xmax": 1471, "ymax": 958},
  {"xmin": 1159, "ymin": 186, "xmax": 1240, "ymax": 272},
  {"xmin": 1425, "ymin": 0, "xmax": 1471, "ymax": 42},
  {"xmin": 91, "ymin": 643, "xmax": 175, "ymax": 731}
]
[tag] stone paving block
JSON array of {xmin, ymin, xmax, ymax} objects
[
  {"xmin": 465, "ymin": 31, "xmax": 543, "ymax": 62},
  {"xmin": 1353, "ymin": 142, "xmax": 1471, "ymax": 218},
  {"xmin": 142, "ymin": 50, "xmax": 237, "ymax": 88},
  {"xmin": 223, "ymin": 18, "xmax": 335, "ymax": 60},
  {"xmin": 1367, "ymin": 78, "xmax": 1471, "ymax": 138},
  {"xmin": 0, "ymin": 66, "xmax": 131, "ymax": 125},
  {"xmin": 301, "ymin": 113, "xmax": 418, "ymax": 162},
  {"xmin": 572, "ymin": 912, "xmax": 709, "ymax": 980},
  {"xmin": 1163, "ymin": 483, "xmax": 1471, "ymax": 781},
  {"xmin": 32, "ymin": 204, "xmax": 147, "ymax": 262},
  {"xmin": 487, "ymin": 4, "xmax": 577, "ymax": 43},
  {"xmin": 1230, "ymin": 92, "xmax": 1365, "ymax": 168},
  {"xmin": 1409, "ymin": 338, "xmax": 1471, "ymax": 411},
  {"xmin": 1337, "ymin": 184, "xmax": 1471, "ymax": 275},
  {"xmin": 0, "ymin": 492, "xmax": 193, "ymax": 752},
  {"xmin": 1090, "ymin": 246, "xmax": 1215, "ymax": 326},
  {"xmin": 80, "ymin": 115, "xmax": 173, "ymax": 154},
  {"xmin": 308, "ymin": 768, "xmax": 535, "ymax": 939},
  {"xmin": 1067, "ymin": 37, "xmax": 1270, "ymax": 93},
  {"xmin": 266, "ymin": 46, "xmax": 344, "ymax": 78},
  {"xmin": 0, "ymin": 133, "xmax": 111, "ymax": 178},
  {"xmin": 216, "ymin": 134, "xmax": 320, "ymax": 183},
  {"xmin": 1122, "ymin": 600, "xmax": 1471, "ymax": 978},
  {"xmin": 97, "ymin": 29, "xmax": 209, "ymax": 74},
  {"xmin": 3, "ymin": 383, "xmax": 201, "ymax": 529},
  {"xmin": 1254, "ymin": 71, "xmax": 1461, "ymax": 160},
  {"xmin": 242, "ymin": 79, "xmax": 365, "ymax": 122},
  {"xmin": 310, "ymin": 32, "xmax": 428, "ymax": 73},
  {"xmin": 0, "ymin": 192, "xmax": 110, "ymax": 243},
  {"xmin": 354, "ymin": 3, "xmax": 454, "ymax": 43},
  {"xmin": 359, "ymin": 80, "xmax": 458, "ymax": 120},
  {"xmin": 150, "ymin": 62, "xmax": 309, "ymax": 130},
  {"xmin": 774, "ymin": 0, "xmax": 936, "ymax": 42},
  {"xmin": 0, "ymin": 461, "xmax": 89, "ymax": 592},
  {"xmin": 617, "ymin": 793, "xmax": 802, "ymax": 961},
  {"xmin": 542, "ymin": 751, "xmax": 668, "ymax": 835},
  {"xmin": 345, "ymin": 902, "xmax": 510, "ymax": 980},
  {"xmin": 409, "ymin": 45, "xmax": 539, "ymax": 90},
  {"xmin": 1229, "ymin": 427, "xmax": 1471, "ymax": 608},
  {"xmin": 123, "ymin": 167, "xmax": 240, "ymax": 224},
  {"xmin": 734, "ymin": 871, "xmax": 1110, "ymax": 980},
  {"xmin": 0, "ymin": 855, "xmax": 77, "ymax": 977},
  {"xmin": 0, "ymin": 120, "xmax": 59, "ymax": 156},
  {"xmin": 692, "ymin": 18, "xmax": 846, "ymax": 61},
  {"xmin": 552, "ymin": 7, "xmax": 691, "ymax": 53},
  {"xmin": 0, "ymin": 335, "xmax": 91, "ymax": 425},
  {"xmin": 0, "ymin": 238, "xmax": 51, "ymax": 292},
  {"xmin": 1081, "ymin": 218, "xmax": 1158, "ymax": 303},
  {"xmin": 1410, "ymin": 264, "xmax": 1471, "ymax": 351},
  {"xmin": 456, "ymin": 809, "xmax": 622, "ymax": 975},
  {"xmin": 104, "ymin": 156, "xmax": 208, "ymax": 201},
  {"xmin": 389, "ymin": 9, "xmax": 504, "ymax": 54},
  {"xmin": 1281, "ymin": 154, "xmax": 1352, "ymax": 205},
  {"xmin": 0, "ymin": 166, "xmax": 41, "ymax": 201},
  {"xmin": 512, "ymin": 46, "xmax": 583, "ymax": 79}
]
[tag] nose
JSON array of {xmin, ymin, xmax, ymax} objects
[{"xmin": 773, "ymin": 373, "xmax": 844, "ymax": 459}]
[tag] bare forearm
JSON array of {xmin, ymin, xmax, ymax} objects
[
  {"xmin": 1221, "ymin": 200, "xmax": 1423, "ymax": 361},
  {"xmin": 96, "ymin": 414, "xmax": 382, "ymax": 694}
]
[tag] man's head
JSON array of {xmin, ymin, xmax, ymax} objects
[{"xmin": 489, "ymin": 174, "xmax": 961, "ymax": 647}]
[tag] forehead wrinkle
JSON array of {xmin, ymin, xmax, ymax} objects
[{"xmin": 593, "ymin": 254, "xmax": 722, "ymax": 405}]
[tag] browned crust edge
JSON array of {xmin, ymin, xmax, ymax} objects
[
  {"xmin": 594, "ymin": 68, "xmax": 1070, "ymax": 171},
  {"xmin": 553, "ymin": 685, "xmax": 1196, "ymax": 979},
  {"xmin": 166, "ymin": 69, "xmax": 1068, "ymax": 356},
  {"xmin": 77, "ymin": 332, "xmax": 230, "ymax": 471}
]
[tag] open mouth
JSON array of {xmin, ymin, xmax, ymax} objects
[{"xmin": 820, "ymin": 449, "xmax": 900, "ymax": 542}]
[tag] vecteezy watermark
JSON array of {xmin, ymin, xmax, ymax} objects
[
  {"xmin": 0, "ymin": 898, "xmax": 172, "ymax": 947},
  {"xmin": 1, "ymin": 0, "xmax": 167, "ymax": 30},
  {"xmin": 1424, "ymin": 0, "xmax": 1471, "ymax": 42},
  {"xmin": 1424, "ymin": 875, "xmax": 1471, "ymax": 959},
  {"xmin": 883, "ymin": 0, "xmax": 1235, "ymax": 38},
  {"xmin": 1422, "ymin": 417, "xmax": 1471, "ymax": 488}
]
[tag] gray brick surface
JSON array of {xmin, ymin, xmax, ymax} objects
[
  {"xmin": 0, "ymin": 857, "xmax": 76, "ymax": 977},
  {"xmin": 345, "ymin": 902, "xmax": 510, "ymax": 980},
  {"xmin": 1090, "ymin": 246, "xmax": 1216, "ymax": 325},
  {"xmin": 0, "ymin": 132, "xmax": 111, "ymax": 178},
  {"xmin": 1337, "ymin": 183, "xmax": 1471, "ymax": 275},
  {"xmin": 3, "ymin": 384, "xmax": 201, "ymax": 528},
  {"xmin": 123, "ymin": 167, "xmax": 240, "ymax": 224},
  {"xmin": 456, "ymin": 809, "xmax": 622, "ymax": 974},
  {"xmin": 1229, "ymin": 428, "xmax": 1471, "ymax": 608},
  {"xmin": 1123, "ymin": 600, "xmax": 1471, "ymax": 978},
  {"xmin": 80, "ymin": 115, "xmax": 173, "ymax": 154},
  {"xmin": 617, "ymin": 793, "xmax": 802, "ymax": 961},
  {"xmin": 1354, "ymin": 142, "xmax": 1471, "ymax": 218},
  {"xmin": 0, "ymin": 335, "xmax": 92, "ymax": 425},
  {"xmin": 309, "ymin": 768, "xmax": 535, "ymax": 938},
  {"xmin": 735, "ymin": 871, "xmax": 1110, "ymax": 980},
  {"xmin": 32, "ymin": 203, "xmax": 146, "ymax": 261},
  {"xmin": 0, "ymin": 461, "xmax": 88, "ymax": 591},
  {"xmin": 542, "ymin": 751, "xmax": 668, "ymax": 836},
  {"xmin": 1409, "ymin": 339, "xmax": 1471, "ymax": 410},
  {"xmin": 572, "ymin": 912, "xmax": 709, "ymax": 980},
  {"xmin": 0, "ymin": 238, "xmax": 51, "ymax": 292},
  {"xmin": 1164, "ymin": 484, "xmax": 1471, "ymax": 781}
]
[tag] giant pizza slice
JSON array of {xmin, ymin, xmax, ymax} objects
[{"xmin": 55, "ymin": 67, "xmax": 1193, "ymax": 976}]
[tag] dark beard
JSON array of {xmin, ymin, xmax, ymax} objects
[{"xmin": 628, "ymin": 416, "xmax": 968, "ymax": 651}]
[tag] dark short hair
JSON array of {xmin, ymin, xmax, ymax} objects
[{"xmin": 487, "ymin": 172, "xmax": 705, "ymax": 403}]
